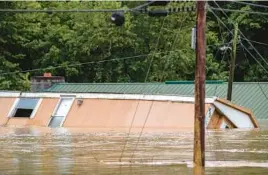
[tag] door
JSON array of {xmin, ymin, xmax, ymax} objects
[{"xmin": 48, "ymin": 98, "xmax": 74, "ymax": 128}]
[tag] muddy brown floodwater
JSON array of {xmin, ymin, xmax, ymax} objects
[{"xmin": 0, "ymin": 127, "xmax": 268, "ymax": 175}]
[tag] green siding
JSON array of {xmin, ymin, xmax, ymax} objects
[{"xmin": 46, "ymin": 82, "xmax": 268, "ymax": 120}]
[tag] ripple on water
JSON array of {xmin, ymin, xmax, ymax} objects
[{"xmin": 0, "ymin": 127, "xmax": 267, "ymax": 174}]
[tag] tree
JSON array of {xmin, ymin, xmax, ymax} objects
[
  {"xmin": 0, "ymin": 2, "xmax": 30, "ymax": 90},
  {"xmin": 0, "ymin": 1, "xmax": 267, "ymax": 91}
]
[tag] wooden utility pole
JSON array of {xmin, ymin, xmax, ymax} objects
[
  {"xmin": 227, "ymin": 23, "xmax": 238, "ymax": 101},
  {"xmin": 194, "ymin": 0, "xmax": 206, "ymax": 168}
]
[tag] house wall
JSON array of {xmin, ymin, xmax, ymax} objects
[
  {"xmin": 207, "ymin": 111, "xmax": 222, "ymax": 129},
  {"xmin": 0, "ymin": 97, "xmax": 16, "ymax": 125},
  {"xmin": 0, "ymin": 95, "xmax": 213, "ymax": 130},
  {"xmin": 6, "ymin": 98, "xmax": 59, "ymax": 127},
  {"xmin": 63, "ymin": 98, "xmax": 211, "ymax": 131},
  {"xmin": 28, "ymin": 98, "xmax": 58, "ymax": 126}
]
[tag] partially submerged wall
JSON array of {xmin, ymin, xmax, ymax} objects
[
  {"xmin": 5, "ymin": 98, "xmax": 58, "ymax": 127},
  {"xmin": 63, "ymin": 99, "xmax": 210, "ymax": 130},
  {"xmin": 0, "ymin": 97, "xmax": 16, "ymax": 125},
  {"xmin": 30, "ymin": 98, "xmax": 58, "ymax": 126},
  {"xmin": 0, "ymin": 92, "xmax": 259, "ymax": 130},
  {"xmin": 0, "ymin": 93, "xmax": 211, "ymax": 130}
]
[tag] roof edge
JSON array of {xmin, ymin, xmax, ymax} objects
[
  {"xmin": 0, "ymin": 92, "xmax": 215, "ymax": 103},
  {"xmin": 215, "ymin": 98, "xmax": 259, "ymax": 128}
]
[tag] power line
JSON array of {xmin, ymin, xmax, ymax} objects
[
  {"xmin": 170, "ymin": 16, "xmax": 188, "ymax": 51},
  {"xmin": 209, "ymin": 7, "xmax": 268, "ymax": 71},
  {"xmin": 0, "ymin": 1, "xmax": 196, "ymax": 14},
  {"xmin": 209, "ymin": 4, "xmax": 268, "ymax": 119},
  {"xmin": 241, "ymin": 44, "xmax": 268, "ymax": 100},
  {"xmin": 119, "ymin": 100, "xmax": 140, "ymax": 162},
  {"xmin": 120, "ymin": 16, "xmax": 168, "ymax": 162},
  {"xmin": 207, "ymin": 41, "xmax": 232, "ymax": 48},
  {"xmin": 130, "ymin": 1, "xmax": 154, "ymax": 12},
  {"xmin": 0, "ymin": 50, "xmax": 179, "ymax": 76},
  {"xmin": 231, "ymin": 1, "xmax": 268, "ymax": 9},
  {"xmin": 258, "ymin": 82, "xmax": 268, "ymax": 100},
  {"xmin": 119, "ymin": 12, "xmax": 189, "ymax": 161},
  {"xmin": 242, "ymin": 38, "xmax": 268, "ymax": 47},
  {"xmin": 212, "ymin": 2, "xmax": 268, "ymax": 66},
  {"xmin": 0, "ymin": 2, "xmax": 146, "ymax": 13},
  {"xmin": 208, "ymin": 6, "xmax": 268, "ymax": 73},
  {"xmin": 211, "ymin": 1, "xmax": 268, "ymax": 66},
  {"xmin": 240, "ymin": 43, "xmax": 268, "ymax": 74},
  {"xmin": 0, "ymin": 9, "xmax": 125, "ymax": 13},
  {"xmin": 0, "ymin": 1, "xmax": 151, "ymax": 13},
  {"xmin": 144, "ymin": 16, "xmax": 168, "ymax": 82},
  {"xmin": 210, "ymin": 7, "xmax": 268, "ymax": 16},
  {"xmin": 130, "ymin": 100, "xmax": 154, "ymax": 162},
  {"xmin": 0, "ymin": 7, "xmax": 196, "ymax": 14}
]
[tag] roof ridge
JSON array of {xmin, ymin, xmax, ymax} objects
[
  {"xmin": 233, "ymin": 82, "xmax": 268, "ymax": 84},
  {"xmin": 51, "ymin": 82, "xmax": 268, "ymax": 86},
  {"xmin": 54, "ymin": 83, "xmax": 164, "ymax": 85}
]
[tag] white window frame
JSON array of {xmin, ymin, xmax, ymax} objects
[
  {"xmin": 7, "ymin": 98, "xmax": 42, "ymax": 119},
  {"xmin": 47, "ymin": 97, "xmax": 75, "ymax": 127}
]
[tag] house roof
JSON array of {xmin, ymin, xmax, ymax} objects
[{"xmin": 46, "ymin": 82, "xmax": 268, "ymax": 120}]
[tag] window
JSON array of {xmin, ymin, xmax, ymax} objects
[
  {"xmin": 48, "ymin": 97, "xmax": 74, "ymax": 128},
  {"xmin": 48, "ymin": 116, "xmax": 65, "ymax": 128},
  {"xmin": 13, "ymin": 109, "xmax": 33, "ymax": 117},
  {"xmin": 11, "ymin": 98, "xmax": 40, "ymax": 118}
]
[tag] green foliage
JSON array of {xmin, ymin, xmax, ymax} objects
[
  {"xmin": 208, "ymin": 1, "xmax": 268, "ymax": 82},
  {"xmin": 0, "ymin": 1, "xmax": 267, "ymax": 91}
]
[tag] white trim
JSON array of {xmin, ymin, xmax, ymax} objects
[
  {"xmin": 51, "ymin": 98, "xmax": 62, "ymax": 118},
  {"xmin": 47, "ymin": 117, "xmax": 53, "ymax": 127},
  {"xmin": 47, "ymin": 99, "xmax": 62, "ymax": 127},
  {"xmin": 0, "ymin": 92, "xmax": 215, "ymax": 104},
  {"xmin": 7, "ymin": 97, "xmax": 42, "ymax": 118},
  {"xmin": 214, "ymin": 101, "xmax": 255, "ymax": 128},
  {"xmin": 60, "ymin": 98, "xmax": 75, "ymax": 127},
  {"xmin": 0, "ymin": 92, "xmax": 21, "ymax": 97},
  {"xmin": 48, "ymin": 97, "xmax": 75, "ymax": 127},
  {"xmin": 51, "ymin": 97, "xmax": 74, "ymax": 117},
  {"xmin": 7, "ymin": 98, "xmax": 19, "ymax": 118},
  {"xmin": 30, "ymin": 98, "xmax": 43, "ymax": 119}
]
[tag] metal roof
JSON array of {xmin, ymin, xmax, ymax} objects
[{"xmin": 46, "ymin": 82, "xmax": 268, "ymax": 120}]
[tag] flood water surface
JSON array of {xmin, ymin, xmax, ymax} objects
[{"xmin": 0, "ymin": 127, "xmax": 268, "ymax": 174}]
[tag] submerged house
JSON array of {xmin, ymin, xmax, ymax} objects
[
  {"xmin": 47, "ymin": 81, "xmax": 268, "ymax": 127},
  {"xmin": 0, "ymin": 81, "xmax": 262, "ymax": 130}
]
